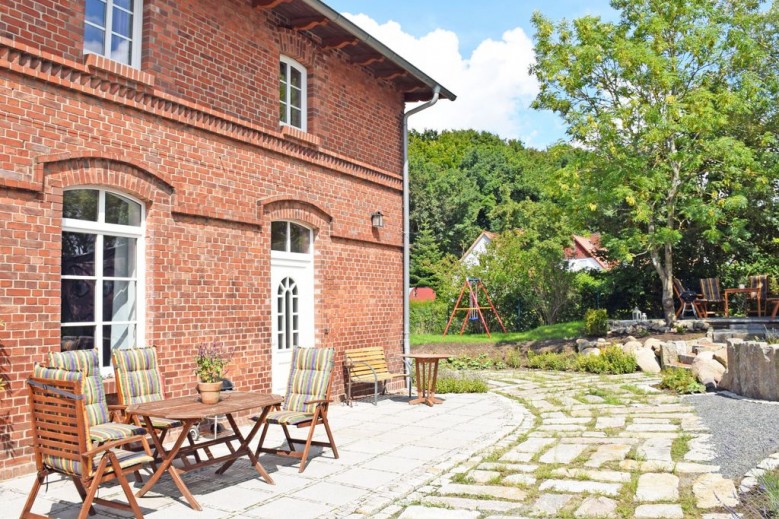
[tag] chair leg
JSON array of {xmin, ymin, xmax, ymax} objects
[
  {"xmin": 71, "ymin": 477, "xmax": 97, "ymax": 516},
  {"xmin": 20, "ymin": 472, "xmax": 44, "ymax": 519},
  {"xmin": 348, "ymin": 377, "xmax": 353, "ymax": 407},
  {"xmin": 322, "ymin": 415, "xmax": 338, "ymax": 459},
  {"xmin": 78, "ymin": 458, "xmax": 109, "ymax": 519},
  {"xmin": 373, "ymin": 377, "xmax": 378, "ymax": 406},
  {"xmin": 298, "ymin": 410, "xmax": 321, "ymax": 473},
  {"xmin": 281, "ymin": 424, "xmax": 295, "ymax": 452},
  {"xmin": 110, "ymin": 455, "xmax": 144, "ymax": 519}
]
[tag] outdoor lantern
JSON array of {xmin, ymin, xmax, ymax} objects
[
  {"xmin": 371, "ymin": 210, "xmax": 384, "ymax": 228},
  {"xmin": 632, "ymin": 307, "xmax": 642, "ymax": 321}
]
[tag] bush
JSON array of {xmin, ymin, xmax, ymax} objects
[
  {"xmin": 576, "ymin": 345, "xmax": 637, "ymax": 374},
  {"xmin": 435, "ymin": 372, "xmax": 489, "ymax": 393},
  {"xmin": 526, "ymin": 351, "xmax": 577, "ymax": 371},
  {"xmin": 410, "ymin": 300, "xmax": 450, "ymax": 335},
  {"xmin": 584, "ymin": 308, "xmax": 608, "ymax": 337},
  {"xmin": 659, "ymin": 367, "xmax": 706, "ymax": 394}
]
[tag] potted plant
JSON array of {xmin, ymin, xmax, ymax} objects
[{"xmin": 195, "ymin": 342, "xmax": 231, "ymax": 404}]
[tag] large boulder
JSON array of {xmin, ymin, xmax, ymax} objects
[
  {"xmin": 713, "ymin": 348, "xmax": 728, "ymax": 368},
  {"xmin": 692, "ymin": 351, "xmax": 726, "ymax": 390},
  {"xmin": 660, "ymin": 341, "xmax": 690, "ymax": 369},
  {"xmin": 720, "ymin": 341, "xmax": 779, "ymax": 401},
  {"xmin": 644, "ymin": 338, "xmax": 664, "ymax": 352},
  {"xmin": 635, "ymin": 348, "xmax": 662, "ymax": 373},
  {"xmin": 622, "ymin": 340, "xmax": 644, "ymax": 355}
]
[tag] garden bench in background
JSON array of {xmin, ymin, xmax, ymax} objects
[{"xmin": 345, "ymin": 346, "xmax": 411, "ymax": 406}]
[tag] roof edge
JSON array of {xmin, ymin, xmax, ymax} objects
[{"xmin": 300, "ymin": 0, "xmax": 456, "ymax": 102}]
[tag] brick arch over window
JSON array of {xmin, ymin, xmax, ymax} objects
[
  {"xmin": 260, "ymin": 196, "xmax": 332, "ymax": 237},
  {"xmin": 277, "ymin": 28, "xmax": 317, "ymax": 69},
  {"xmin": 40, "ymin": 155, "xmax": 174, "ymax": 205}
]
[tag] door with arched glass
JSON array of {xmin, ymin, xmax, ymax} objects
[{"xmin": 270, "ymin": 221, "xmax": 314, "ymax": 393}]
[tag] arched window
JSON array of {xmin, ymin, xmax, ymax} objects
[{"xmin": 61, "ymin": 188, "xmax": 144, "ymax": 373}]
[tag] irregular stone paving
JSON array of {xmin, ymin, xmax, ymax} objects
[{"xmin": 386, "ymin": 370, "xmax": 742, "ymax": 519}]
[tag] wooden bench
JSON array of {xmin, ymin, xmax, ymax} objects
[{"xmin": 345, "ymin": 347, "xmax": 410, "ymax": 406}]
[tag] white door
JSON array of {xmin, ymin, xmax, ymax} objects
[{"xmin": 270, "ymin": 221, "xmax": 314, "ymax": 394}]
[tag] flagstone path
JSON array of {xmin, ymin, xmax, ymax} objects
[{"xmin": 375, "ymin": 370, "xmax": 740, "ymax": 519}]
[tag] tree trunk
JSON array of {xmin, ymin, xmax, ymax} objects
[{"xmin": 649, "ymin": 244, "xmax": 676, "ymax": 326}]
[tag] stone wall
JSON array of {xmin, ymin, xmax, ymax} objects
[{"xmin": 720, "ymin": 340, "xmax": 779, "ymax": 401}]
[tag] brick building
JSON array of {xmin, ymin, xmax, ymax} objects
[{"xmin": 0, "ymin": 0, "xmax": 454, "ymax": 479}]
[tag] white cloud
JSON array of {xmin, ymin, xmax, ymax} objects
[{"xmin": 344, "ymin": 14, "xmax": 539, "ymax": 142}]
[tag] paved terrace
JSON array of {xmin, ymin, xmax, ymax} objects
[{"xmin": 0, "ymin": 370, "xmax": 760, "ymax": 518}]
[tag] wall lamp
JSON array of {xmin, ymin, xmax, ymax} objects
[{"xmin": 371, "ymin": 210, "xmax": 384, "ymax": 228}]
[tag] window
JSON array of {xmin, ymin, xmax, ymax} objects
[
  {"xmin": 271, "ymin": 221, "xmax": 311, "ymax": 254},
  {"xmin": 61, "ymin": 188, "xmax": 144, "ymax": 373},
  {"xmin": 83, "ymin": 0, "xmax": 143, "ymax": 68},
  {"xmin": 276, "ymin": 277, "xmax": 299, "ymax": 351},
  {"xmin": 279, "ymin": 56, "xmax": 307, "ymax": 131}
]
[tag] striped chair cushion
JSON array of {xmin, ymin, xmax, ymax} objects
[
  {"xmin": 266, "ymin": 410, "xmax": 313, "ymax": 426},
  {"xmin": 90, "ymin": 422, "xmax": 146, "ymax": 443},
  {"xmin": 112, "ymin": 347, "xmax": 165, "ymax": 406},
  {"xmin": 150, "ymin": 417, "xmax": 182, "ymax": 429},
  {"xmin": 33, "ymin": 364, "xmax": 110, "ymax": 428},
  {"xmin": 45, "ymin": 350, "xmax": 110, "ymax": 427},
  {"xmin": 43, "ymin": 448, "xmax": 153, "ymax": 477},
  {"xmin": 284, "ymin": 347, "xmax": 334, "ymax": 414}
]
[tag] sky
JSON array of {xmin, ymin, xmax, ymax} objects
[{"xmin": 326, "ymin": 0, "xmax": 616, "ymax": 149}]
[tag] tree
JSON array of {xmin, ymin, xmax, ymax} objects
[
  {"xmin": 410, "ymin": 227, "xmax": 443, "ymax": 287},
  {"xmin": 531, "ymin": 0, "xmax": 779, "ymax": 324}
]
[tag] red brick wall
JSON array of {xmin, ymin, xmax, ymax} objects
[{"xmin": 0, "ymin": 0, "xmax": 411, "ymax": 480}]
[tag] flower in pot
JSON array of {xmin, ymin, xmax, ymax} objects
[{"xmin": 195, "ymin": 342, "xmax": 231, "ymax": 404}]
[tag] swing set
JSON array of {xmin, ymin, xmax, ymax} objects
[{"xmin": 443, "ymin": 277, "xmax": 507, "ymax": 337}]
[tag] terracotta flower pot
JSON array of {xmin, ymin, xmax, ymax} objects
[{"xmin": 197, "ymin": 381, "xmax": 222, "ymax": 404}]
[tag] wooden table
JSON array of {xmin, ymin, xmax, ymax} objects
[
  {"xmin": 724, "ymin": 287, "xmax": 761, "ymax": 317},
  {"xmin": 127, "ymin": 391, "xmax": 283, "ymax": 511},
  {"xmin": 402, "ymin": 353, "xmax": 450, "ymax": 406}
]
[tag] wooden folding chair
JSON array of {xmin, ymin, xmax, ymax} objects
[
  {"xmin": 255, "ymin": 347, "xmax": 338, "ymax": 472},
  {"xmin": 699, "ymin": 278, "xmax": 724, "ymax": 317},
  {"xmin": 21, "ymin": 376, "xmax": 154, "ymax": 519},
  {"xmin": 747, "ymin": 274, "xmax": 768, "ymax": 316},
  {"xmin": 672, "ymin": 278, "xmax": 705, "ymax": 318}
]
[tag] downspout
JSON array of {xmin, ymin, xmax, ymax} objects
[{"xmin": 402, "ymin": 85, "xmax": 441, "ymax": 389}]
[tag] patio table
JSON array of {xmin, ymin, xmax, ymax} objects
[
  {"xmin": 127, "ymin": 391, "xmax": 283, "ymax": 511},
  {"xmin": 402, "ymin": 353, "xmax": 450, "ymax": 406},
  {"xmin": 724, "ymin": 287, "xmax": 761, "ymax": 317}
]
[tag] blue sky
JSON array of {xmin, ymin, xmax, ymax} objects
[{"xmin": 327, "ymin": 0, "xmax": 616, "ymax": 149}]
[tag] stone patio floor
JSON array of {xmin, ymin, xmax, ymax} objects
[{"xmin": 0, "ymin": 370, "xmax": 757, "ymax": 518}]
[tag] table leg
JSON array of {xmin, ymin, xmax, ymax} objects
[
  {"xmin": 137, "ymin": 417, "xmax": 202, "ymax": 511},
  {"xmin": 214, "ymin": 410, "xmax": 275, "ymax": 484},
  {"xmin": 725, "ymin": 292, "xmax": 730, "ymax": 317},
  {"xmin": 409, "ymin": 359, "xmax": 427, "ymax": 405},
  {"xmin": 426, "ymin": 359, "xmax": 443, "ymax": 405}
]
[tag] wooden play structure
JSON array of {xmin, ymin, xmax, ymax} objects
[{"xmin": 443, "ymin": 277, "xmax": 507, "ymax": 337}]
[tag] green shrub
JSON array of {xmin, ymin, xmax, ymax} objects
[
  {"xmin": 526, "ymin": 351, "xmax": 577, "ymax": 371},
  {"xmin": 503, "ymin": 348, "xmax": 523, "ymax": 368},
  {"xmin": 584, "ymin": 308, "xmax": 608, "ymax": 337},
  {"xmin": 576, "ymin": 345, "xmax": 637, "ymax": 374},
  {"xmin": 410, "ymin": 300, "xmax": 449, "ymax": 334},
  {"xmin": 444, "ymin": 353, "xmax": 497, "ymax": 370},
  {"xmin": 435, "ymin": 372, "xmax": 489, "ymax": 393},
  {"xmin": 659, "ymin": 367, "xmax": 706, "ymax": 394}
]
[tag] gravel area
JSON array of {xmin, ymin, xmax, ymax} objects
[{"xmin": 684, "ymin": 392, "xmax": 779, "ymax": 479}]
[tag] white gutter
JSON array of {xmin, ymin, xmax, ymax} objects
[{"xmin": 402, "ymin": 86, "xmax": 441, "ymax": 386}]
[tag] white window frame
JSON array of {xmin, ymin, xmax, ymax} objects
[
  {"xmin": 83, "ymin": 0, "xmax": 144, "ymax": 68},
  {"xmin": 279, "ymin": 55, "xmax": 308, "ymax": 132},
  {"xmin": 270, "ymin": 220, "xmax": 313, "ymax": 260},
  {"xmin": 61, "ymin": 187, "xmax": 146, "ymax": 375}
]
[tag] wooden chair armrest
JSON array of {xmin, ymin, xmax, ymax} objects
[
  {"xmin": 303, "ymin": 398, "xmax": 332, "ymax": 405},
  {"xmin": 108, "ymin": 404, "xmax": 133, "ymax": 424},
  {"xmin": 84, "ymin": 434, "xmax": 152, "ymax": 457},
  {"xmin": 348, "ymin": 359, "xmax": 378, "ymax": 378}
]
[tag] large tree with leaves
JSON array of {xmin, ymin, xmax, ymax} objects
[{"xmin": 531, "ymin": 0, "xmax": 779, "ymax": 323}]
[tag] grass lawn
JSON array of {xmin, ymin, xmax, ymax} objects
[{"xmin": 411, "ymin": 320, "xmax": 584, "ymax": 346}]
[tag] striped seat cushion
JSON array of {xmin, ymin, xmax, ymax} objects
[
  {"xmin": 284, "ymin": 347, "xmax": 334, "ymax": 414},
  {"xmin": 90, "ymin": 422, "xmax": 147, "ymax": 443},
  {"xmin": 150, "ymin": 417, "xmax": 182, "ymax": 429},
  {"xmin": 43, "ymin": 448, "xmax": 154, "ymax": 477},
  {"xmin": 266, "ymin": 410, "xmax": 314, "ymax": 426}
]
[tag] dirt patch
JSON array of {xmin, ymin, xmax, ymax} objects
[{"xmin": 412, "ymin": 331, "xmax": 707, "ymax": 360}]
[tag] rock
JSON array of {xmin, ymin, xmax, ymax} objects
[
  {"xmin": 583, "ymin": 347, "xmax": 601, "ymax": 357},
  {"xmin": 577, "ymin": 340, "xmax": 597, "ymax": 353},
  {"xmin": 713, "ymin": 348, "xmax": 727, "ymax": 368},
  {"xmin": 692, "ymin": 351, "xmax": 726, "ymax": 390},
  {"xmin": 720, "ymin": 341, "xmax": 779, "ymax": 400},
  {"xmin": 575, "ymin": 496, "xmax": 617, "ymax": 518},
  {"xmin": 692, "ymin": 473, "xmax": 738, "ymax": 509},
  {"xmin": 635, "ymin": 348, "xmax": 662, "ymax": 373},
  {"xmin": 635, "ymin": 473, "xmax": 679, "ymax": 502},
  {"xmin": 659, "ymin": 342, "xmax": 682, "ymax": 368},
  {"xmin": 644, "ymin": 338, "xmax": 664, "ymax": 351},
  {"xmin": 622, "ymin": 340, "xmax": 643, "ymax": 355}
]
